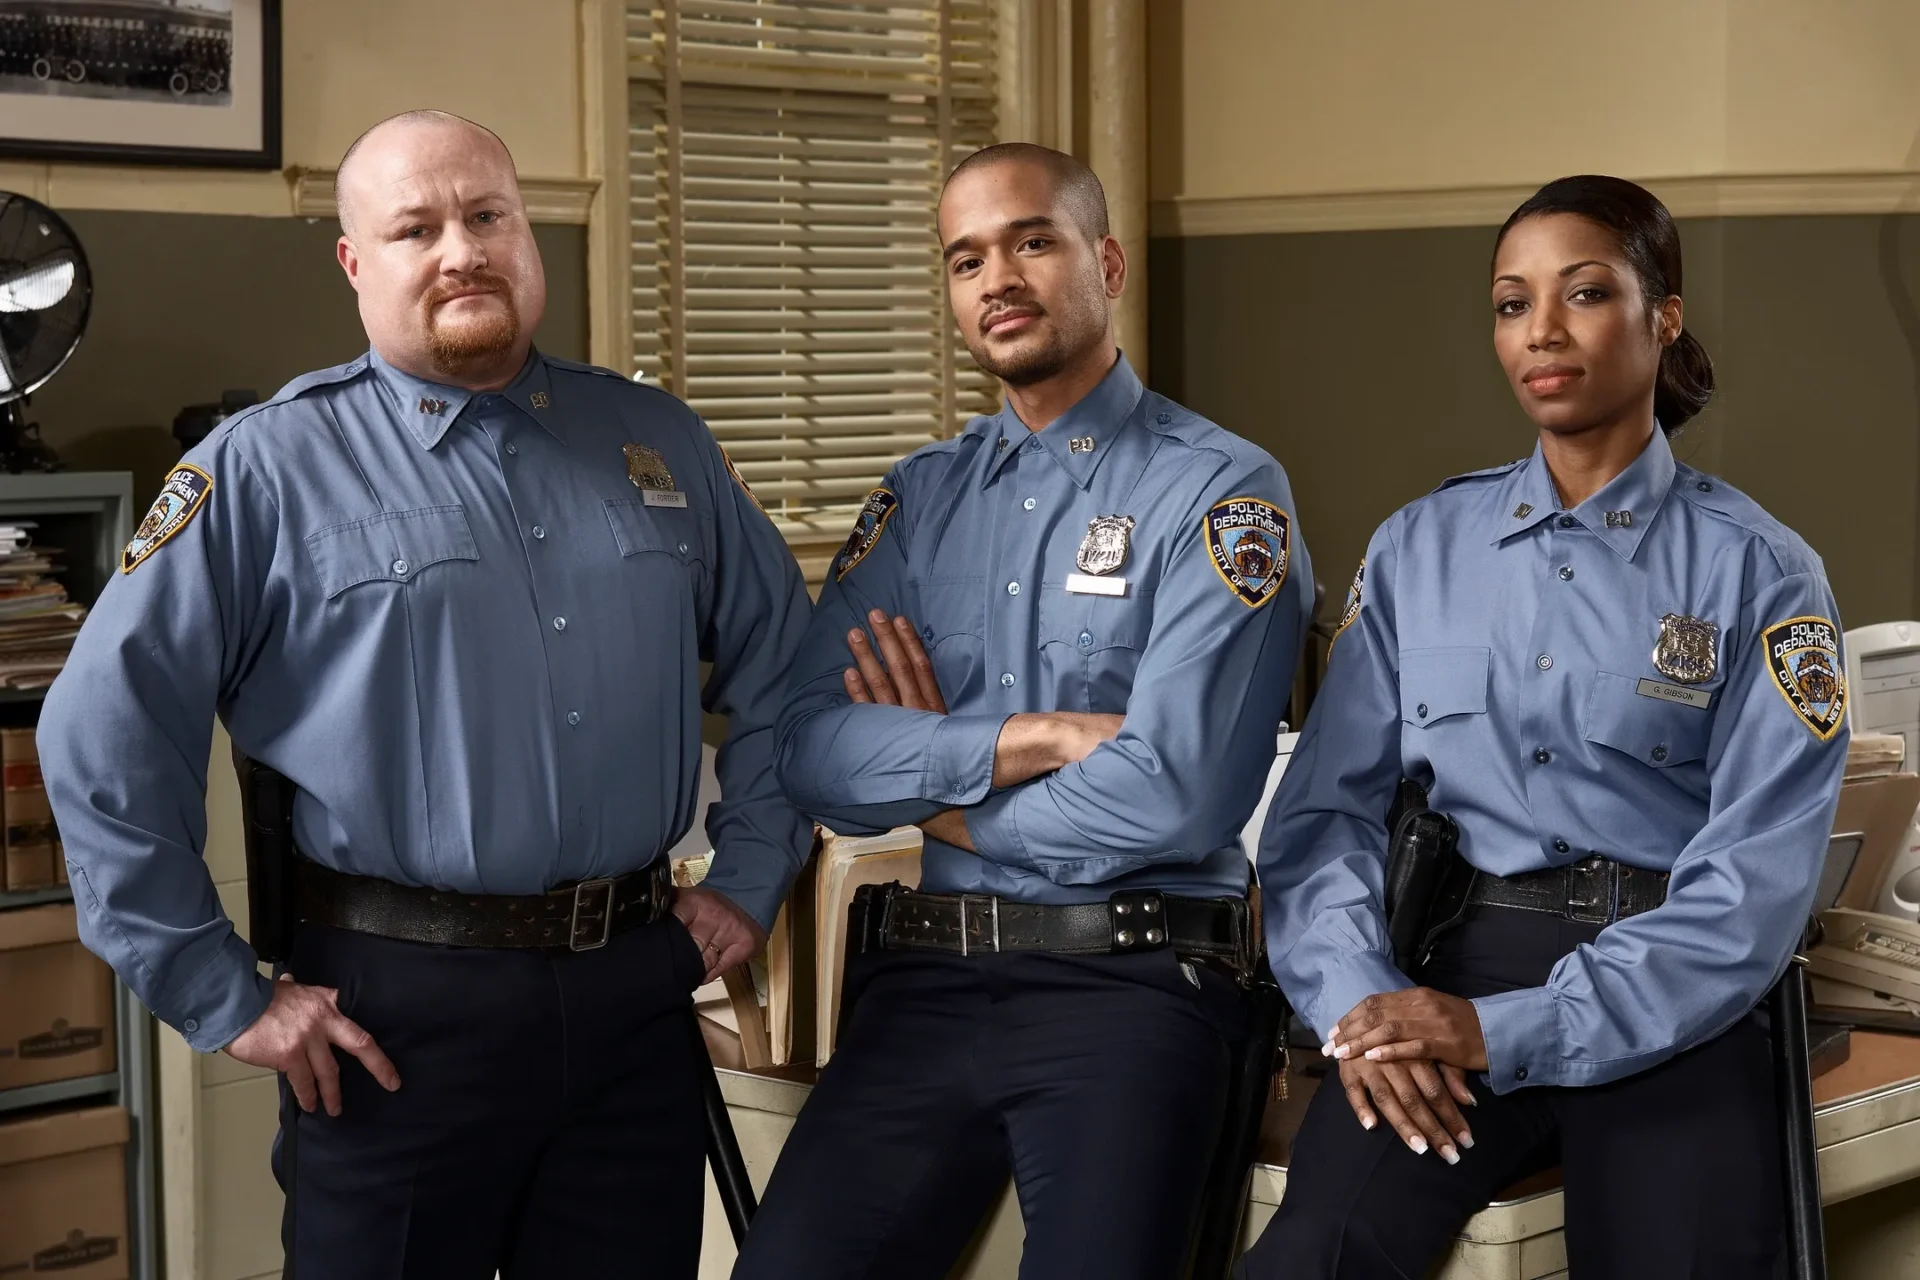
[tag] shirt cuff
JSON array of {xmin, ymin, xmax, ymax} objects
[
  {"xmin": 696, "ymin": 870, "xmax": 788, "ymax": 936},
  {"xmin": 963, "ymin": 786, "xmax": 1028, "ymax": 866},
  {"xmin": 926, "ymin": 714, "xmax": 1008, "ymax": 806},
  {"xmin": 168, "ymin": 935, "xmax": 275, "ymax": 1053},
  {"xmin": 1472, "ymin": 985, "xmax": 1560, "ymax": 1093},
  {"xmin": 1305, "ymin": 950, "xmax": 1412, "ymax": 1042}
]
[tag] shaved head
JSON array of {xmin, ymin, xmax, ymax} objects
[
  {"xmin": 335, "ymin": 110, "xmax": 512, "ymax": 238},
  {"xmin": 943, "ymin": 143, "xmax": 1110, "ymax": 243}
]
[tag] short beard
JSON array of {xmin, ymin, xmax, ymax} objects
[
  {"xmin": 969, "ymin": 327, "xmax": 1075, "ymax": 387},
  {"xmin": 423, "ymin": 272, "xmax": 520, "ymax": 377}
]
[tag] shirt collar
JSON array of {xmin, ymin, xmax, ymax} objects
[
  {"xmin": 981, "ymin": 352, "xmax": 1145, "ymax": 488},
  {"xmin": 1491, "ymin": 427, "xmax": 1676, "ymax": 561},
  {"xmin": 368, "ymin": 347, "xmax": 563, "ymax": 449}
]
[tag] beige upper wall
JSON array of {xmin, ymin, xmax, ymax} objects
[
  {"xmin": 0, "ymin": 0, "xmax": 585, "ymax": 216},
  {"xmin": 1150, "ymin": 0, "xmax": 1920, "ymax": 205}
]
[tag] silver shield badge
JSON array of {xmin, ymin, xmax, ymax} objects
[
  {"xmin": 1653, "ymin": 613, "xmax": 1719, "ymax": 685},
  {"xmin": 1076, "ymin": 514, "xmax": 1135, "ymax": 576}
]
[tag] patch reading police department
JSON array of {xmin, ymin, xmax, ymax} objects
[
  {"xmin": 834, "ymin": 488, "xmax": 899, "ymax": 581},
  {"xmin": 122, "ymin": 465, "xmax": 212, "ymax": 574},
  {"xmin": 1764, "ymin": 615, "xmax": 1847, "ymax": 741},
  {"xmin": 1331, "ymin": 559, "xmax": 1365, "ymax": 646},
  {"xmin": 720, "ymin": 447, "xmax": 766, "ymax": 515},
  {"xmin": 1205, "ymin": 497, "xmax": 1290, "ymax": 608}
]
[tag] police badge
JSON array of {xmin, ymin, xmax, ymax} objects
[
  {"xmin": 623, "ymin": 443, "xmax": 675, "ymax": 492},
  {"xmin": 1652, "ymin": 613, "xmax": 1718, "ymax": 685},
  {"xmin": 1076, "ymin": 515, "xmax": 1134, "ymax": 576},
  {"xmin": 1763, "ymin": 615, "xmax": 1847, "ymax": 740},
  {"xmin": 1204, "ymin": 497, "xmax": 1291, "ymax": 609}
]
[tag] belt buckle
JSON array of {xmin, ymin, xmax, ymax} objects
[
  {"xmin": 958, "ymin": 895, "xmax": 1002, "ymax": 956},
  {"xmin": 569, "ymin": 878, "xmax": 617, "ymax": 951},
  {"xmin": 1109, "ymin": 890, "xmax": 1168, "ymax": 954},
  {"xmin": 1564, "ymin": 856, "xmax": 1613, "ymax": 926}
]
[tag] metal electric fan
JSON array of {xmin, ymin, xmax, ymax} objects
[{"xmin": 0, "ymin": 191, "xmax": 92, "ymax": 472}]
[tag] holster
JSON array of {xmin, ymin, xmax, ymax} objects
[
  {"xmin": 231, "ymin": 747, "xmax": 299, "ymax": 965},
  {"xmin": 1382, "ymin": 783, "xmax": 1468, "ymax": 976}
]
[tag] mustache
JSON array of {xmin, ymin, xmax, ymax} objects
[
  {"xmin": 424, "ymin": 272, "xmax": 512, "ymax": 306},
  {"xmin": 979, "ymin": 303, "xmax": 1044, "ymax": 335}
]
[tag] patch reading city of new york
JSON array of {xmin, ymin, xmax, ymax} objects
[
  {"xmin": 122, "ymin": 465, "xmax": 213, "ymax": 573},
  {"xmin": 1763, "ymin": 615, "xmax": 1846, "ymax": 741},
  {"xmin": 834, "ymin": 488, "xmax": 899, "ymax": 581},
  {"xmin": 1205, "ymin": 497, "xmax": 1290, "ymax": 608}
]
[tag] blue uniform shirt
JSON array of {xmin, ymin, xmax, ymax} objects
[
  {"xmin": 1259, "ymin": 428, "xmax": 1848, "ymax": 1092},
  {"xmin": 38, "ymin": 348, "xmax": 814, "ymax": 1052},
  {"xmin": 776, "ymin": 355, "xmax": 1313, "ymax": 902}
]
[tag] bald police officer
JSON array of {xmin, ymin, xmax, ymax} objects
[
  {"xmin": 37, "ymin": 111, "xmax": 812, "ymax": 1279},
  {"xmin": 731, "ymin": 143, "xmax": 1314, "ymax": 1279}
]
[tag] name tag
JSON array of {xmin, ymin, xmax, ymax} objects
[
  {"xmin": 642, "ymin": 489, "xmax": 688, "ymax": 509},
  {"xmin": 1637, "ymin": 678, "xmax": 1711, "ymax": 710},
  {"xmin": 1065, "ymin": 573, "xmax": 1127, "ymax": 597}
]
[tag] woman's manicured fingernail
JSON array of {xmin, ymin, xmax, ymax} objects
[
  {"xmin": 1360, "ymin": 1115, "xmax": 1376, "ymax": 1131},
  {"xmin": 1320, "ymin": 1041, "xmax": 1336, "ymax": 1057},
  {"xmin": 1364, "ymin": 1048, "xmax": 1382, "ymax": 1061},
  {"xmin": 1458, "ymin": 1133, "xmax": 1474, "ymax": 1149},
  {"xmin": 1440, "ymin": 1145, "xmax": 1459, "ymax": 1165},
  {"xmin": 1408, "ymin": 1136, "xmax": 1428, "ymax": 1155}
]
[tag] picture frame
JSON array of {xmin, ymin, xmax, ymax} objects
[{"xmin": 0, "ymin": 0, "xmax": 281, "ymax": 170}]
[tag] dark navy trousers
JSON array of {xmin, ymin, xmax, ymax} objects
[
  {"xmin": 1237, "ymin": 906, "xmax": 1786, "ymax": 1280},
  {"xmin": 732, "ymin": 945, "xmax": 1247, "ymax": 1280},
  {"xmin": 272, "ymin": 913, "xmax": 711, "ymax": 1279}
]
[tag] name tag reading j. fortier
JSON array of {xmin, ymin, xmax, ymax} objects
[
  {"xmin": 1064, "ymin": 573, "xmax": 1127, "ymax": 597},
  {"xmin": 642, "ymin": 489, "xmax": 688, "ymax": 509}
]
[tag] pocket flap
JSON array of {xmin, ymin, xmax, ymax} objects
[
  {"xmin": 1582, "ymin": 671, "xmax": 1712, "ymax": 767},
  {"xmin": 1400, "ymin": 647, "xmax": 1492, "ymax": 725},
  {"xmin": 305, "ymin": 506, "xmax": 478, "ymax": 598},
  {"xmin": 605, "ymin": 497, "xmax": 699, "ymax": 562}
]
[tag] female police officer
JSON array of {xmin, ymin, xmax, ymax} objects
[{"xmin": 1239, "ymin": 175, "xmax": 1848, "ymax": 1279}]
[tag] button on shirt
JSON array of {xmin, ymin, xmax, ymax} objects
[
  {"xmin": 775, "ymin": 356, "xmax": 1313, "ymax": 903},
  {"xmin": 38, "ymin": 349, "xmax": 814, "ymax": 1052},
  {"xmin": 1259, "ymin": 428, "xmax": 1848, "ymax": 1091}
]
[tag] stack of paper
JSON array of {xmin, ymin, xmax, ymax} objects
[
  {"xmin": 812, "ymin": 826, "xmax": 922, "ymax": 1067},
  {"xmin": 1846, "ymin": 733, "xmax": 1907, "ymax": 781},
  {"xmin": 0, "ymin": 523, "xmax": 86, "ymax": 691}
]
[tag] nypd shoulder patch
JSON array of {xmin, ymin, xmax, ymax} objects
[
  {"xmin": 1204, "ymin": 496, "xmax": 1290, "ymax": 608},
  {"xmin": 1331, "ymin": 559, "xmax": 1365, "ymax": 646},
  {"xmin": 1763, "ymin": 615, "xmax": 1846, "ymax": 741},
  {"xmin": 720, "ymin": 447, "xmax": 766, "ymax": 515},
  {"xmin": 834, "ymin": 488, "xmax": 899, "ymax": 581},
  {"xmin": 122, "ymin": 465, "xmax": 213, "ymax": 574}
]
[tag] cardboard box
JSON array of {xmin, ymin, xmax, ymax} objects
[
  {"xmin": 0, "ymin": 1104, "xmax": 129, "ymax": 1280},
  {"xmin": 1831, "ymin": 773, "xmax": 1920, "ymax": 912},
  {"xmin": 0, "ymin": 904, "xmax": 115, "ymax": 1091}
]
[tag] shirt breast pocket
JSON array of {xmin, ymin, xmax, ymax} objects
[
  {"xmin": 1582, "ymin": 671, "xmax": 1712, "ymax": 768},
  {"xmin": 305, "ymin": 505, "xmax": 479, "ymax": 599},
  {"xmin": 1040, "ymin": 587, "xmax": 1154, "ymax": 713},
  {"xmin": 1399, "ymin": 646, "xmax": 1491, "ymax": 727}
]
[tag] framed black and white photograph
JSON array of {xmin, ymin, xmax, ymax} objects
[{"xmin": 0, "ymin": 0, "xmax": 280, "ymax": 168}]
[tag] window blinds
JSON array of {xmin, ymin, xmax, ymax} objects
[{"xmin": 628, "ymin": 1, "xmax": 999, "ymax": 573}]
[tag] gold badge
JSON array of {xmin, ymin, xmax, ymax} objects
[
  {"xmin": 1652, "ymin": 613, "xmax": 1718, "ymax": 685},
  {"xmin": 624, "ymin": 443, "xmax": 674, "ymax": 491},
  {"xmin": 1076, "ymin": 515, "xmax": 1134, "ymax": 576}
]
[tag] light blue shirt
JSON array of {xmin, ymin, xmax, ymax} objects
[
  {"xmin": 1260, "ymin": 428, "xmax": 1849, "ymax": 1092},
  {"xmin": 38, "ymin": 349, "xmax": 814, "ymax": 1052},
  {"xmin": 775, "ymin": 355, "xmax": 1313, "ymax": 903}
]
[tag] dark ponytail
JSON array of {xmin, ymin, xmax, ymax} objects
[{"xmin": 1494, "ymin": 175, "xmax": 1715, "ymax": 433}]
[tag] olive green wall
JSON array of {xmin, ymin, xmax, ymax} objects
[
  {"xmin": 20, "ymin": 212, "xmax": 588, "ymax": 507},
  {"xmin": 1150, "ymin": 214, "xmax": 1920, "ymax": 636}
]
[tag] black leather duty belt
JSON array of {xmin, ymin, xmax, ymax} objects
[
  {"xmin": 1466, "ymin": 854, "xmax": 1670, "ymax": 926},
  {"xmin": 854, "ymin": 882, "xmax": 1252, "ymax": 977},
  {"xmin": 294, "ymin": 858, "xmax": 674, "ymax": 951}
]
